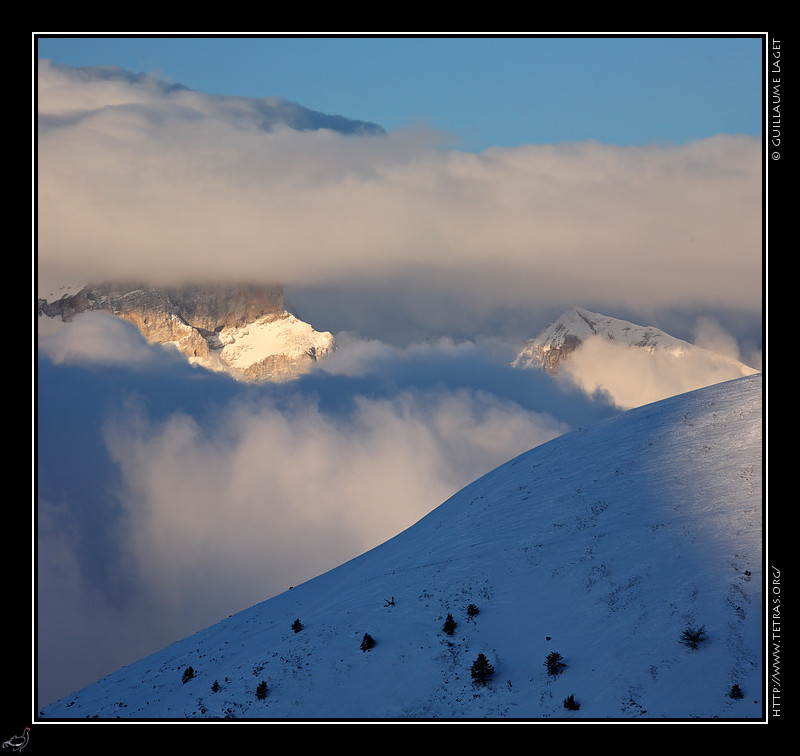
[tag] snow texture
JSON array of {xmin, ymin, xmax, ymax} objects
[{"xmin": 215, "ymin": 312, "xmax": 335, "ymax": 371}]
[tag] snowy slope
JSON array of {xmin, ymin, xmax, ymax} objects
[{"xmin": 38, "ymin": 374, "xmax": 763, "ymax": 721}]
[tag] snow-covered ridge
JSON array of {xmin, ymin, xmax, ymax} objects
[{"xmin": 38, "ymin": 374, "xmax": 763, "ymax": 720}]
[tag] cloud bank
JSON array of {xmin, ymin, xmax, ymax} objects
[
  {"xmin": 558, "ymin": 334, "xmax": 759, "ymax": 411},
  {"xmin": 36, "ymin": 310, "xmax": 174, "ymax": 367},
  {"xmin": 37, "ymin": 60, "xmax": 762, "ymax": 337},
  {"xmin": 104, "ymin": 385, "xmax": 568, "ymax": 614}
]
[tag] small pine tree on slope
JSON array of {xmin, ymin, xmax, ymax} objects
[{"xmin": 471, "ymin": 653, "xmax": 494, "ymax": 685}]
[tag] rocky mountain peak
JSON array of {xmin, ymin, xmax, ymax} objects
[
  {"xmin": 37, "ymin": 281, "xmax": 335, "ymax": 382},
  {"xmin": 511, "ymin": 306, "xmax": 741, "ymax": 376}
]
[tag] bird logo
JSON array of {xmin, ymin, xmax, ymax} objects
[{"xmin": 2, "ymin": 728, "xmax": 30, "ymax": 752}]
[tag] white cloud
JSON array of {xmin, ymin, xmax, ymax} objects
[
  {"xmin": 37, "ymin": 61, "xmax": 763, "ymax": 333},
  {"xmin": 36, "ymin": 311, "xmax": 169, "ymax": 367},
  {"xmin": 316, "ymin": 331, "xmax": 500, "ymax": 377},
  {"xmin": 559, "ymin": 336, "xmax": 759, "ymax": 410},
  {"xmin": 691, "ymin": 315, "xmax": 747, "ymax": 362},
  {"xmin": 101, "ymin": 387, "xmax": 568, "ymax": 631}
]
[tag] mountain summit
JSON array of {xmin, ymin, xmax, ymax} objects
[
  {"xmin": 37, "ymin": 282, "xmax": 336, "ymax": 382},
  {"xmin": 512, "ymin": 307, "xmax": 758, "ymax": 410},
  {"xmin": 38, "ymin": 374, "xmax": 763, "ymax": 720},
  {"xmin": 512, "ymin": 306, "xmax": 697, "ymax": 375}
]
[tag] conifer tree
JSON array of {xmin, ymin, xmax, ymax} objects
[
  {"xmin": 545, "ymin": 651, "xmax": 566, "ymax": 676},
  {"xmin": 471, "ymin": 653, "xmax": 494, "ymax": 685},
  {"xmin": 442, "ymin": 613, "xmax": 456, "ymax": 635},
  {"xmin": 361, "ymin": 633, "xmax": 376, "ymax": 652}
]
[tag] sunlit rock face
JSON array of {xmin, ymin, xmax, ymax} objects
[{"xmin": 37, "ymin": 281, "xmax": 335, "ymax": 382}]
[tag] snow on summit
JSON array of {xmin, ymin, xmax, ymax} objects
[
  {"xmin": 513, "ymin": 306, "xmax": 691, "ymax": 368},
  {"xmin": 38, "ymin": 374, "xmax": 763, "ymax": 721},
  {"xmin": 216, "ymin": 311, "xmax": 335, "ymax": 374},
  {"xmin": 513, "ymin": 305, "xmax": 755, "ymax": 372},
  {"xmin": 513, "ymin": 307, "xmax": 759, "ymax": 410}
]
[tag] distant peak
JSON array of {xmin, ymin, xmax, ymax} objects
[
  {"xmin": 511, "ymin": 306, "xmax": 758, "ymax": 410},
  {"xmin": 513, "ymin": 306, "xmax": 725, "ymax": 375}
]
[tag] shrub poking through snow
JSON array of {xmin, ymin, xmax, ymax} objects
[
  {"xmin": 181, "ymin": 666, "xmax": 195, "ymax": 684},
  {"xmin": 729, "ymin": 684, "xmax": 744, "ymax": 700},
  {"xmin": 545, "ymin": 651, "xmax": 566, "ymax": 676},
  {"xmin": 291, "ymin": 619, "xmax": 303, "ymax": 633},
  {"xmin": 679, "ymin": 624, "xmax": 707, "ymax": 650},
  {"xmin": 256, "ymin": 681, "xmax": 268, "ymax": 700},
  {"xmin": 466, "ymin": 604, "xmax": 480, "ymax": 619},
  {"xmin": 563, "ymin": 694, "xmax": 580, "ymax": 710}
]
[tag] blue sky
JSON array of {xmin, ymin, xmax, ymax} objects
[{"xmin": 35, "ymin": 34, "xmax": 764, "ymax": 151}]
